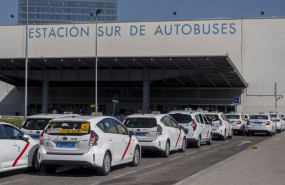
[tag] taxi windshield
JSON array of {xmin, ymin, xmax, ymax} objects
[
  {"xmin": 46, "ymin": 122, "xmax": 90, "ymax": 135},
  {"xmin": 225, "ymin": 115, "xmax": 240, "ymax": 119}
]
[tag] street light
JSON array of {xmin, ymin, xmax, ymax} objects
[
  {"xmin": 25, "ymin": 0, "xmax": 29, "ymax": 117},
  {"xmin": 90, "ymin": 8, "xmax": 102, "ymax": 113}
]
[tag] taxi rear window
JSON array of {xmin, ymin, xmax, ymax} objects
[
  {"xmin": 124, "ymin": 118, "xmax": 157, "ymax": 128},
  {"xmin": 22, "ymin": 119, "xmax": 50, "ymax": 130},
  {"xmin": 169, "ymin": 114, "xmax": 192, "ymax": 123},
  {"xmin": 249, "ymin": 115, "xmax": 268, "ymax": 120},
  {"xmin": 205, "ymin": 115, "xmax": 219, "ymax": 121},
  {"xmin": 46, "ymin": 122, "xmax": 90, "ymax": 135},
  {"xmin": 225, "ymin": 115, "xmax": 240, "ymax": 119}
]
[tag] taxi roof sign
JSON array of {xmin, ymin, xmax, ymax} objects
[
  {"xmin": 64, "ymin": 112, "xmax": 73, "ymax": 114},
  {"xmin": 185, "ymin": 108, "xmax": 192, "ymax": 112},
  {"xmin": 151, "ymin": 111, "xmax": 161, "ymax": 114},
  {"xmin": 91, "ymin": 112, "xmax": 103, "ymax": 116}
]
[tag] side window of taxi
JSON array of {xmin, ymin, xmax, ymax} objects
[
  {"xmin": 195, "ymin": 115, "xmax": 201, "ymax": 123},
  {"xmin": 161, "ymin": 116, "xmax": 172, "ymax": 127},
  {"xmin": 0, "ymin": 126, "xmax": 7, "ymax": 139},
  {"xmin": 114, "ymin": 120, "xmax": 128, "ymax": 135},
  {"xmin": 3, "ymin": 125, "xmax": 23, "ymax": 139},
  {"xmin": 97, "ymin": 119, "xmax": 118, "ymax": 134},
  {"xmin": 169, "ymin": 117, "xmax": 178, "ymax": 128}
]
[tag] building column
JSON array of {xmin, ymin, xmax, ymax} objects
[
  {"xmin": 42, "ymin": 81, "xmax": 49, "ymax": 113},
  {"xmin": 143, "ymin": 81, "xmax": 150, "ymax": 114}
]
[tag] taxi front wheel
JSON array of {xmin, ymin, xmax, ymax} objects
[
  {"xmin": 29, "ymin": 149, "xmax": 41, "ymax": 172},
  {"xmin": 130, "ymin": 146, "xmax": 140, "ymax": 166}
]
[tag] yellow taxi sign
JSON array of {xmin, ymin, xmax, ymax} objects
[{"xmin": 185, "ymin": 108, "xmax": 192, "ymax": 112}]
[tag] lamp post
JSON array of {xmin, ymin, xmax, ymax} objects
[
  {"xmin": 90, "ymin": 8, "xmax": 102, "ymax": 113},
  {"xmin": 25, "ymin": 0, "xmax": 29, "ymax": 117}
]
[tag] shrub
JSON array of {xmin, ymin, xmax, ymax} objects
[{"xmin": 0, "ymin": 118, "xmax": 26, "ymax": 128}]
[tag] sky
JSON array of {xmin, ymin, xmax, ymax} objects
[{"xmin": 0, "ymin": 0, "xmax": 285, "ymax": 25}]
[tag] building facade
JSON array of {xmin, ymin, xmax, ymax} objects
[
  {"xmin": 0, "ymin": 18, "xmax": 285, "ymax": 116},
  {"xmin": 18, "ymin": 0, "xmax": 117, "ymax": 24}
]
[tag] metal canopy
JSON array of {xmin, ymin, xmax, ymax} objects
[{"xmin": 0, "ymin": 56, "xmax": 247, "ymax": 88}]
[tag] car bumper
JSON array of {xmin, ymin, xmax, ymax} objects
[
  {"xmin": 38, "ymin": 146, "xmax": 105, "ymax": 168},
  {"xmin": 247, "ymin": 126, "xmax": 272, "ymax": 133},
  {"xmin": 139, "ymin": 136, "xmax": 167, "ymax": 152},
  {"xmin": 212, "ymin": 128, "xmax": 223, "ymax": 137}
]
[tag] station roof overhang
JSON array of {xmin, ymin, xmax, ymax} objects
[{"xmin": 0, "ymin": 56, "xmax": 248, "ymax": 88}]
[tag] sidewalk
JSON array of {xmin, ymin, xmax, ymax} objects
[{"xmin": 176, "ymin": 133, "xmax": 285, "ymax": 185}]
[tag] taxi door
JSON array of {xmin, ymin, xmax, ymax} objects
[
  {"xmin": 199, "ymin": 115, "xmax": 209, "ymax": 141},
  {"xmin": 0, "ymin": 126, "xmax": 13, "ymax": 171},
  {"xmin": 3, "ymin": 125, "xmax": 29, "ymax": 168}
]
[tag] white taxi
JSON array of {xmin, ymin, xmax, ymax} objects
[
  {"xmin": 204, "ymin": 112, "xmax": 233, "ymax": 140},
  {"xmin": 123, "ymin": 114, "xmax": 186, "ymax": 157},
  {"xmin": 168, "ymin": 111, "xmax": 212, "ymax": 148},
  {"xmin": 269, "ymin": 113, "xmax": 285, "ymax": 133},
  {"xmin": 247, "ymin": 114, "xmax": 275, "ymax": 136},
  {"xmin": 38, "ymin": 116, "xmax": 141, "ymax": 176},
  {"xmin": 0, "ymin": 122, "xmax": 40, "ymax": 173},
  {"xmin": 20, "ymin": 114, "xmax": 80, "ymax": 142},
  {"xmin": 225, "ymin": 113, "xmax": 247, "ymax": 135}
]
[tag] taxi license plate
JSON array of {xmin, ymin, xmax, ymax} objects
[
  {"xmin": 136, "ymin": 133, "xmax": 146, "ymax": 136},
  {"xmin": 31, "ymin": 135, "xmax": 40, "ymax": 140},
  {"xmin": 56, "ymin": 142, "xmax": 75, "ymax": 148},
  {"xmin": 254, "ymin": 122, "xmax": 263, "ymax": 124}
]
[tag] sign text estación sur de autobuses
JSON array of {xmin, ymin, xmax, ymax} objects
[{"xmin": 28, "ymin": 22, "xmax": 237, "ymax": 39}]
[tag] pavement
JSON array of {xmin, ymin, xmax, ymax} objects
[{"xmin": 176, "ymin": 132, "xmax": 285, "ymax": 185}]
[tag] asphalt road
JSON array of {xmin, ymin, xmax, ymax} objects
[{"xmin": 0, "ymin": 134, "xmax": 270, "ymax": 185}]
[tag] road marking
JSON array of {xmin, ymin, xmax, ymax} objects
[
  {"xmin": 213, "ymin": 144, "xmax": 220, "ymax": 147},
  {"xmin": 170, "ymin": 156, "xmax": 182, "ymax": 161},
  {"xmin": 201, "ymin": 147, "xmax": 210, "ymax": 151},
  {"xmin": 237, "ymin": 141, "xmax": 252, "ymax": 147},
  {"xmin": 89, "ymin": 182, "xmax": 101, "ymax": 185},
  {"xmin": 144, "ymin": 162, "xmax": 162, "ymax": 169},
  {"xmin": 0, "ymin": 179, "xmax": 26, "ymax": 185},
  {"xmin": 113, "ymin": 171, "xmax": 137, "ymax": 179},
  {"xmin": 186, "ymin": 151, "xmax": 197, "ymax": 155}
]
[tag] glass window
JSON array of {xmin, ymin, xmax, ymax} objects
[
  {"xmin": 124, "ymin": 118, "xmax": 157, "ymax": 128},
  {"xmin": 195, "ymin": 115, "xmax": 201, "ymax": 123},
  {"xmin": 0, "ymin": 126, "xmax": 7, "ymax": 139},
  {"xmin": 205, "ymin": 114, "xmax": 219, "ymax": 121},
  {"xmin": 97, "ymin": 119, "xmax": 117, "ymax": 134},
  {"xmin": 170, "ymin": 118, "xmax": 178, "ymax": 128},
  {"xmin": 161, "ymin": 116, "xmax": 173, "ymax": 127},
  {"xmin": 225, "ymin": 115, "xmax": 240, "ymax": 119},
  {"xmin": 169, "ymin": 114, "xmax": 192, "ymax": 124},
  {"xmin": 114, "ymin": 121, "xmax": 128, "ymax": 135},
  {"xmin": 249, "ymin": 115, "xmax": 269, "ymax": 120},
  {"xmin": 3, "ymin": 125, "xmax": 23, "ymax": 140},
  {"xmin": 198, "ymin": 114, "xmax": 205, "ymax": 124},
  {"xmin": 22, "ymin": 119, "xmax": 50, "ymax": 130}
]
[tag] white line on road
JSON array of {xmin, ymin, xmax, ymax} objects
[
  {"xmin": 237, "ymin": 141, "xmax": 252, "ymax": 147},
  {"xmin": 186, "ymin": 151, "xmax": 197, "ymax": 155},
  {"xmin": 113, "ymin": 171, "xmax": 137, "ymax": 179},
  {"xmin": 201, "ymin": 147, "xmax": 210, "ymax": 151},
  {"xmin": 144, "ymin": 162, "xmax": 162, "ymax": 169},
  {"xmin": 213, "ymin": 144, "xmax": 220, "ymax": 147},
  {"xmin": 170, "ymin": 156, "xmax": 183, "ymax": 161},
  {"xmin": 0, "ymin": 179, "xmax": 26, "ymax": 185},
  {"xmin": 89, "ymin": 182, "xmax": 101, "ymax": 185}
]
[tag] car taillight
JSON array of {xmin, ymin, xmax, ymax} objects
[
  {"xmin": 277, "ymin": 119, "xmax": 280, "ymax": 122},
  {"xmin": 219, "ymin": 119, "xmax": 223, "ymax": 126},
  {"xmin": 247, "ymin": 121, "xmax": 251, "ymax": 125},
  {"xmin": 157, "ymin": 124, "xmax": 163, "ymax": 135},
  {"xmin": 191, "ymin": 120, "xmax": 197, "ymax": 131},
  {"xmin": 39, "ymin": 131, "xmax": 44, "ymax": 145},
  {"xmin": 90, "ymin": 130, "xmax": 99, "ymax": 146},
  {"xmin": 266, "ymin": 121, "xmax": 270, "ymax": 125},
  {"xmin": 237, "ymin": 121, "xmax": 241, "ymax": 125}
]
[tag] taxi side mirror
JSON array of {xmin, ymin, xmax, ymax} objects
[
  {"xmin": 179, "ymin": 125, "xmax": 183, "ymax": 130},
  {"xmin": 22, "ymin": 135, "xmax": 30, "ymax": 141},
  {"xmin": 129, "ymin": 131, "xmax": 135, "ymax": 137}
]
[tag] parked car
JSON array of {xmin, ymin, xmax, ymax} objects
[
  {"xmin": 246, "ymin": 114, "xmax": 275, "ymax": 136},
  {"xmin": 204, "ymin": 112, "xmax": 233, "ymax": 140},
  {"xmin": 269, "ymin": 113, "xmax": 285, "ymax": 133},
  {"xmin": 20, "ymin": 114, "xmax": 80, "ymax": 142},
  {"xmin": 168, "ymin": 110, "xmax": 212, "ymax": 148},
  {"xmin": 0, "ymin": 122, "xmax": 40, "ymax": 173},
  {"xmin": 123, "ymin": 114, "xmax": 186, "ymax": 157},
  {"xmin": 225, "ymin": 113, "xmax": 247, "ymax": 135},
  {"xmin": 38, "ymin": 116, "xmax": 141, "ymax": 176}
]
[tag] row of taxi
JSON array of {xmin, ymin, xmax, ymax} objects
[{"xmin": 0, "ymin": 111, "xmax": 282, "ymax": 176}]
